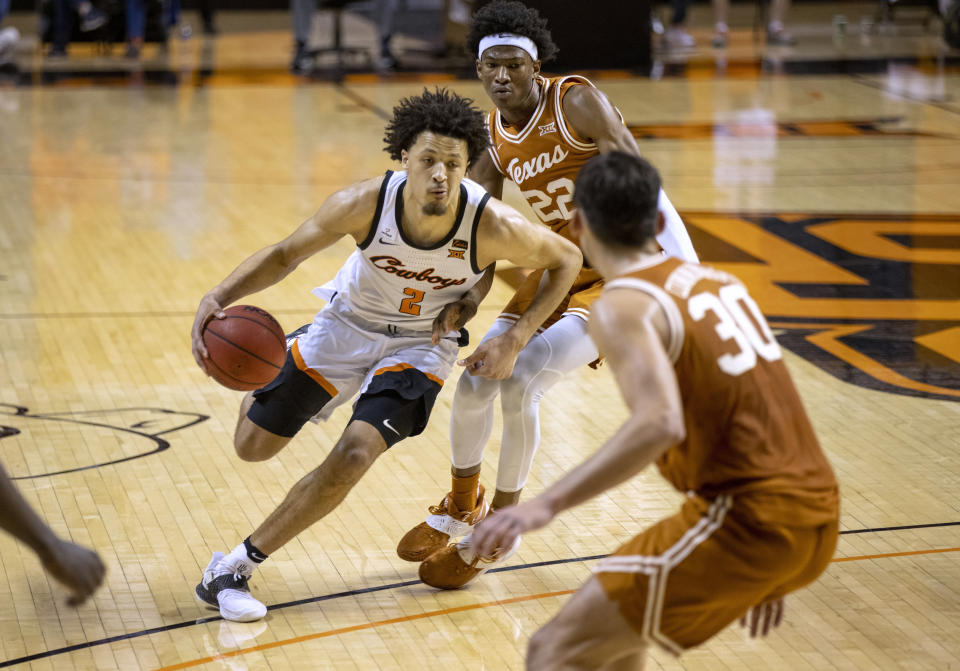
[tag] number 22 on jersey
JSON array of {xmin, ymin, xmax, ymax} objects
[
  {"xmin": 522, "ymin": 177, "xmax": 574, "ymax": 223},
  {"xmin": 688, "ymin": 284, "xmax": 781, "ymax": 376}
]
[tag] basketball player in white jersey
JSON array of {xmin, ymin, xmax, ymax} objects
[
  {"xmin": 189, "ymin": 88, "xmax": 581, "ymax": 622},
  {"xmin": 398, "ymin": 1, "xmax": 699, "ymax": 588}
]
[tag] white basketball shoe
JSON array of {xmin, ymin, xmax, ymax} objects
[{"xmin": 195, "ymin": 552, "xmax": 267, "ymax": 622}]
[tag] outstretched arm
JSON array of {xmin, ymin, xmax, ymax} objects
[
  {"xmin": 191, "ymin": 177, "xmax": 382, "ymax": 372},
  {"xmin": 471, "ymin": 289, "xmax": 686, "ymax": 558},
  {"xmin": 563, "ymin": 86, "xmax": 699, "ymax": 262},
  {"xmin": 0, "ymin": 463, "xmax": 105, "ymax": 605},
  {"xmin": 464, "ymin": 200, "xmax": 582, "ymax": 379}
]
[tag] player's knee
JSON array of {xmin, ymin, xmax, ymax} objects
[
  {"xmin": 500, "ymin": 364, "xmax": 543, "ymax": 409},
  {"xmin": 234, "ymin": 433, "xmax": 275, "ymax": 462},
  {"xmin": 455, "ymin": 367, "xmax": 500, "ymax": 404},
  {"xmin": 234, "ymin": 417, "xmax": 289, "ymax": 462},
  {"xmin": 329, "ymin": 436, "xmax": 381, "ymax": 478}
]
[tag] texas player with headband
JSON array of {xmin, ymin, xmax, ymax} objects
[{"xmin": 398, "ymin": 0, "xmax": 700, "ymax": 588}]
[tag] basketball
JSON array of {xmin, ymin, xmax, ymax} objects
[{"xmin": 202, "ymin": 305, "xmax": 286, "ymax": 391}]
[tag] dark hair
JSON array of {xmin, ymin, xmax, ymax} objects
[
  {"xmin": 383, "ymin": 88, "xmax": 490, "ymax": 166},
  {"xmin": 467, "ymin": 0, "xmax": 559, "ymax": 63},
  {"xmin": 574, "ymin": 152, "xmax": 662, "ymax": 249}
]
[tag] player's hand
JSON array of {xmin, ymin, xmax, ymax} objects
[
  {"xmin": 431, "ymin": 297, "xmax": 478, "ymax": 345},
  {"xmin": 471, "ymin": 499, "xmax": 555, "ymax": 559},
  {"xmin": 458, "ymin": 332, "xmax": 524, "ymax": 379},
  {"xmin": 41, "ymin": 539, "xmax": 106, "ymax": 607},
  {"xmin": 740, "ymin": 597, "xmax": 784, "ymax": 637},
  {"xmin": 191, "ymin": 294, "xmax": 226, "ymax": 373}
]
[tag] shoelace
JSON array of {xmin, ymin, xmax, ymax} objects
[
  {"xmin": 458, "ymin": 538, "xmax": 500, "ymax": 567},
  {"xmin": 427, "ymin": 497, "xmax": 450, "ymax": 516},
  {"xmin": 429, "ymin": 496, "xmax": 484, "ymax": 521}
]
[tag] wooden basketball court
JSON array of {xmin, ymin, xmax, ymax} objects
[{"xmin": 1, "ymin": 7, "xmax": 959, "ymax": 669}]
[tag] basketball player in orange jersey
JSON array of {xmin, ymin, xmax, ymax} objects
[
  {"xmin": 399, "ymin": 0, "xmax": 699, "ymax": 586},
  {"xmin": 188, "ymin": 88, "xmax": 581, "ymax": 622},
  {"xmin": 472, "ymin": 151, "xmax": 840, "ymax": 669}
]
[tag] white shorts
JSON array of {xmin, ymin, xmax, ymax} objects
[{"xmin": 292, "ymin": 297, "xmax": 459, "ymax": 423}]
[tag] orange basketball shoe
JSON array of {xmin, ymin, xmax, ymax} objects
[
  {"xmin": 396, "ymin": 487, "xmax": 490, "ymax": 562},
  {"xmin": 418, "ymin": 532, "xmax": 522, "ymax": 589}
]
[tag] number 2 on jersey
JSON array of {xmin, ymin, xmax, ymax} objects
[
  {"xmin": 688, "ymin": 284, "xmax": 781, "ymax": 376},
  {"xmin": 399, "ymin": 287, "xmax": 425, "ymax": 316}
]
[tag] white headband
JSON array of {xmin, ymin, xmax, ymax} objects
[{"xmin": 478, "ymin": 33, "xmax": 538, "ymax": 61}]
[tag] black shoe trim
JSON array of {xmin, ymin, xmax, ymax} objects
[{"xmin": 209, "ymin": 572, "xmax": 251, "ymax": 594}]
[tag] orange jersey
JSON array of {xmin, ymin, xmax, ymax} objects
[
  {"xmin": 606, "ymin": 256, "xmax": 839, "ymax": 526},
  {"xmin": 488, "ymin": 75, "xmax": 614, "ymax": 244}
]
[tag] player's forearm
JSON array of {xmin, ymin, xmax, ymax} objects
[
  {"xmin": 462, "ymin": 264, "xmax": 496, "ymax": 308},
  {"xmin": 207, "ymin": 245, "xmax": 296, "ymax": 307},
  {"xmin": 0, "ymin": 465, "xmax": 60, "ymax": 561},
  {"xmin": 539, "ymin": 411, "xmax": 682, "ymax": 516}
]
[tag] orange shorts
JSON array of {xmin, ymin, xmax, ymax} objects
[
  {"xmin": 500, "ymin": 266, "xmax": 603, "ymax": 329},
  {"xmin": 595, "ymin": 493, "xmax": 839, "ymax": 655}
]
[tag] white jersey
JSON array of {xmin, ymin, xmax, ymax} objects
[{"xmin": 314, "ymin": 170, "xmax": 491, "ymax": 333}]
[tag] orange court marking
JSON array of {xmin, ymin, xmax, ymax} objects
[
  {"xmin": 155, "ymin": 589, "xmax": 577, "ymax": 670},
  {"xmin": 154, "ymin": 545, "xmax": 960, "ymax": 670},
  {"xmin": 831, "ymin": 547, "xmax": 960, "ymax": 562}
]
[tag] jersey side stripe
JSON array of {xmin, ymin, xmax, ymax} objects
[
  {"xmin": 603, "ymin": 278, "xmax": 685, "ymax": 363},
  {"xmin": 486, "ymin": 114, "xmax": 507, "ymax": 175},
  {"xmin": 469, "ymin": 192, "xmax": 492, "ymax": 275},
  {"xmin": 358, "ymin": 170, "xmax": 394, "ymax": 250},
  {"xmin": 553, "ymin": 75, "xmax": 597, "ymax": 152}
]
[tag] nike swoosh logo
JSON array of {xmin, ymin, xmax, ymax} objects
[
  {"xmin": 379, "ymin": 237, "xmax": 400, "ymax": 245},
  {"xmin": 249, "ymin": 551, "xmax": 267, "ymax": 562},
  {"xmin": 382, "ymin": 419, "xmax": 400, "ymax": 435}
]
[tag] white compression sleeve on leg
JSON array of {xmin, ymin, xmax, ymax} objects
[
  {"xmin": 449, "ymin": 318, "xmax": 513, "ymax": 470},
  {"xmin": 495, "ymin": 315, "xmax": 599, "ymax": 493},
  {"xmin": 656, "ymin": 188, "xmax": 699, "ymax": 262}
]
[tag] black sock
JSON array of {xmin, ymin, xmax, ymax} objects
[{"xmin": 244, "ymin": 536, "xmax": 268, "ymax": 563}]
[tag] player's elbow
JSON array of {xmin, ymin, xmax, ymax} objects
[
  {"xmin": 272, "ymin": 241, "xmax": 305, "ymax": 274},
  {"xmin": 550, "ymin": 238, "xmax": 582, "ymax": 273},
  {"xmin": 630, "ymin": 408, "xmax": 685, "ymax": 451},
  {"xmin": 661, "ymin": 412, "xmax": 686, "ymax": 447}
]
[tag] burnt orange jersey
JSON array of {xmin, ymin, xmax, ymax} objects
[
  {"xmin": 607, "ymin": 256, "xmax": 839, "ymax": 526},
  {"xmin": 488, "ymin": 75, "xmax": 615, "ymax": 245}
]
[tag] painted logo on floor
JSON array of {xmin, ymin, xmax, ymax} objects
[
  {"xmin": 0, "ymin": 404, "xmax": 208, "ymax": 479},
  {"xmin": 683, "ymin": 213, "xmax": 960, "ymax": 401}
]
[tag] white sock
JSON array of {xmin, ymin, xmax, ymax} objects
[{"xmin": 220, "ymin": 543, "xmax": 258, "ymax": 577}]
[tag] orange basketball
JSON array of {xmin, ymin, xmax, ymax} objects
[{"xmin": 202, "ymin": 305, "xmax": 286, "ymax": 391}]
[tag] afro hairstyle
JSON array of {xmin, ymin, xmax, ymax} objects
[
  {"xmin": 383, "ymin": 87, "xmax": 490, "ymax": 167},
  {"xmin": 467, "ymin": 0, "xmax": 559, "ymax": 63}
]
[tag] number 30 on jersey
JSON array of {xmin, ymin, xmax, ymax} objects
[{"xmin": 688, "ymin": 284, "xmax": 782, "ymax": 376}]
